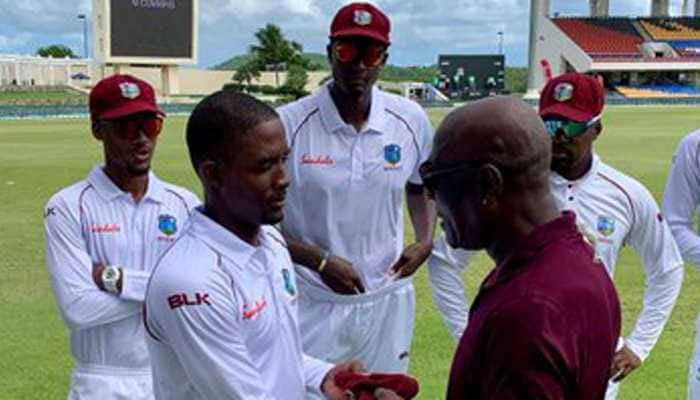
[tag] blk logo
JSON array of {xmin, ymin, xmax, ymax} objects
[{"xmin": 168, "ymin": 293, "xmax": 211, "ymax": 309}]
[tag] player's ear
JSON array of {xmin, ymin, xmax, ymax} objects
[
  {"xmin": 593, "ymin": 121, "xmax": 603, "ymax": 139},
  {"xmin": 477, "ymin": 164, "xmax": 503, "ymax": 208},
  {"xmin": 92, "ymin": 120, "xmax": 105, "ymax": 141},
  {"xmin": 198, "ymin": 160, "xmax": 221, "ymax": 191}
]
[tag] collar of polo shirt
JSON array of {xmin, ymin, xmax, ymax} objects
[
  {"xmin": 87, "ymin": 166, "xmax": 167, "ymax": 203},
  {"xmin": 189, "ymin": 207, "xmax": 273, "ymax": 268},
  {"xmin": 319, "ymin": 81, "xmax": 387, "ymax": 134},
  {"xmin": 549, "ymin": 153, "xmax": 601, "ymax": 187}
]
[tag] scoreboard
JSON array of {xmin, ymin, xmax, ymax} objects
[
  {"xmin": 437, "ymin": 55, "xmax": 505, "ymax": 100},
  {"xmin": 92, "ymin": 0, "xmax": 198, "ymax": 65}
]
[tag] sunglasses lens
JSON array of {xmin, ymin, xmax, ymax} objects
[
  {"xmin": 116, "ymin": 118, "xmax": 162, "ymax": 140},
  {"xmin": 543, "ymin": 119, "xmax": 588, "ymax": 139},
  {"xmin": 363, "ymin": 46, "xmax": 385, "ymax": 67},
  {"xmin": 334, "ymin": 43, "xmax": 357, "ymax": 63},
  {"xmin": 543, "ymin": 120, "xmax": 562, "ymax": 137},
  {"xmin": 142, "ymin": 118, "xmax": 163, "ymax": 139}
]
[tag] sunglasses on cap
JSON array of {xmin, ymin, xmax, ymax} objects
[
  {"xmin": 333, "ymin": 41, "xmax": 387, "ymax": 68},
  {"xmin": 101, "ymin": 117, "xmax": 163, "ymax": 141},
  {"xmin": 419, "ymin": 160, "xmax": 481, "ymax": 199},
  {"xmin": 542, "ymin": 115, "xmax": 600, "ymax": 140}
]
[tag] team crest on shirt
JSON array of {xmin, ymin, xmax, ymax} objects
[
  {"xmin": 553, "ymin": 82, "xmax": 574, "ymax": 102},
  {"xmin": 596, "ymin": 215, "xmax": 615, "ymax": 237},
  {"xmin": 158, "ymin": 214, "xmax": 177, "ymax": 236},
  {"xmin": 282, "ymin": 268, "xmax": 296, "ymax": 296},
  {"xmin": 384, "ymin": 143, "xmax": 402, "ymax": 170}
]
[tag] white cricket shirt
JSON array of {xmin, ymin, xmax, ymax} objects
[
  {"xmin": 277, "ymin": 82, "xmax": 433, "ymax": 291},
  {"xmin": 44, "ymin": 166, "xmax": 199, "ymax": 370},
  {"xmin": 550, "ymin": 155, "xmax": 683, "ymax": 360},
  {"xmin": 144, "ymin": 208, "xmax": 332, "ymax": 400},
  {"xmin": 664, "ymin": 129, "xmax": 700, "ymax": 266}
]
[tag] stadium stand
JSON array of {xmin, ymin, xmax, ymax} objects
[
  {"xmin": 639, "ymin": 18, "xmax": 700, "ymax": 41},
  {"xmin": 615, "ymin": 83, "xmax": 700, "ymax": 98},
  {"xmin": 553, "ymin": 18, "xmax": 643, "ymax": 59}
]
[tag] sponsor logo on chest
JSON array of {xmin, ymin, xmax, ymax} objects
[
  {"xmin": 242, "ymin": 298, "xmax": 268, "ymax": 320},
  {"xmin": 301, "ymin": 153, "xmax": 335, "ymax": 165},
  {"xmin": 91, "ymin": 223, "xmax": 121, "ymax": 234}
]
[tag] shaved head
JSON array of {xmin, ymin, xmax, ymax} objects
[
  {"xmin": 432, "ymin": 96, "xmax": 551, "ymax": 191},
  {"xmin": 427, "ymin": 96, "xmax": 558, "ymax": 256}
]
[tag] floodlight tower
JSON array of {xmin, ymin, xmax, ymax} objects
[
  {"xmin": 651, "ymin": 0, "xmax": 670, "ymax": 16},
  {"xmin": 590, "ymin": 0, "xmax": 610, "ymax": 17},
  {"xmin": 524, "ymin": 0, "xmax": 550, "ymax": 99}
]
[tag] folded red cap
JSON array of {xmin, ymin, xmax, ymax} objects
[
  {"xmin": 539, "ymin": 73, "xmax": 604, "ymax": 123},
  {"xmin": 336, "ymin": 371, "xmax": 419, "ymax": 400},
  {"xmin": 89, "ymin": 74, "xmax": 164, "ymax": 122},
  {"xmin": 330, "ymin": 2, "xmax": 391, "ymax": 45}
]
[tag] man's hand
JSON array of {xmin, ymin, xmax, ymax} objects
[
  {"xmin": 320, "ymin": 255, "xmax": 365, "ymax": 295},
  {"xmin": 374, "ymin": 388, "xmax": 405, "ymax": 400},
  {"xmin": 321, "ymin": 360, "xmax": 365, "ymax": 400},
  {"xmin": 389, "ymin": 242, "xmax": 432, "ymax": 279},
  {"xmin": 610, "ymin": 345, "xmax": 642, "ymax": 382}
]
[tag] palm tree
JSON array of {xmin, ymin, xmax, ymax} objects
[{"xmin": 250, "ymin": 24, "xmax": 304, "ymax": 86}]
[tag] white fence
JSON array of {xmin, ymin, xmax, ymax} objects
[{"xmin": 0, "ymin": 54, "xmax": 94, "ymax": 87}]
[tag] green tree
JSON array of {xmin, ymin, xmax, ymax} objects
[
  {"xmin": 232, "ymin": 60, "xmax": 262, "ymax": 88},
  {"xmin": 281, "ymin": 62, "xmax": 309, "ymax": 99},
  {"xmin": 36, "ymin": 44, "xmax": 76, "ymax": 59},
  {"xmin": 250, "ymin": 24, "xmax": 304, "ymax": 86}
]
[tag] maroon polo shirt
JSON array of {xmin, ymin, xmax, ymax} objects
[{"xmin": 447, "ymin": 212, "xmax": 621, "ymax": 400}]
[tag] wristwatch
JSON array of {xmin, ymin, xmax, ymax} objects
[{"xmin": 101, "ymin": 265, "xmax": 122, "ymax": 294}]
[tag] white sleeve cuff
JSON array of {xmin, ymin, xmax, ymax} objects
[
  {"xmin": 303, "ymin": 354, "xmax": 334, "ymax": 397},
  {"xmin": 119, "ymin": 268, "xmax": 151, "ymax": 302}
]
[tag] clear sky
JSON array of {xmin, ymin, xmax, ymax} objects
[{"xmin": 0, "ymin": 0, "xmax": 689, "ymax": 68}]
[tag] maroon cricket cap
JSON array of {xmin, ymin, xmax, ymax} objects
[
  {"xmin": 89, "ymin": 74, "xmax": 164, "ymax": 121},
  {"xmin": 539, "ymin": 73, "xmax": 604, "ymax": 122},
  {"xmin": 330, "ymin": 2, "xmax": 391, "ymax": 45},
  {"xmin": 335, "ymin": 371, "xmax": 419, "ymax": 400}
]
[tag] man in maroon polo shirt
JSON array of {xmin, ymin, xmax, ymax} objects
[{"xmin": 424, "ymin": 96, "xmax": 621, "ymax": 399}]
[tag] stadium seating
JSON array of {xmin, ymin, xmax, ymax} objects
[
  {"xmin": 553, "ymin": 18, "xmax": 643, "ymax": 59},
  {"xmin": 615, "ymin": 83, "xmax": 700, "ymax": 98},
  {"xmin": 639, "ymin": 18, "xmax": 700, "ymax": 41}
]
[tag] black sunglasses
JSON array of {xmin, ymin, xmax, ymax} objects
[{"xmin": 419, "ymin": 160, "xmax": 481, "ymax": 198}]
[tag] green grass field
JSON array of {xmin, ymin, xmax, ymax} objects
[{"xmin": 1, "ymin": 106, "xmax": 700, "ymax": 399}]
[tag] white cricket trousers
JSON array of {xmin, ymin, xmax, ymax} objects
[
  {"xmin": 298, "ymin": 278, "xmax": 415, "ymax": 377},
  {"xmin": 67, "ymin": 363, "xmax": 153, "ymax": 400}
]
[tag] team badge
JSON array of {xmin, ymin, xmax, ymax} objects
[
  {"xmin": 354, "ymin": 9, "xmax": 372, "ymax": 26},
  {"xmin": 119, "ymin": 82, "xmax": 141, "ymax": 99},
  {"xmin": 282, "ymin": 268, "xmax": 296, "ymax": 296},
  {"xmin": 596, "ymin": 216, "xmax": 615, "ymax": 237},
  {"xmin": 384, "ymin": 143, "xmax": 401, "ymax": 169},
  {"xmin": 553, "ymin": 82, "xmax": 574, "ymax": 102},
  {"xmin": 158, "ymin": 214, "xmax": 177, "ymax": 236}
]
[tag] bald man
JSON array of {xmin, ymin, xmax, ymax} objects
[{"xmin": 422, "ymin": 97, "xmax": 621, "ymax": 399}]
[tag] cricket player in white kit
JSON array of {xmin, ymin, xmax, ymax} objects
[
  {"xmin": 663, "ymin": 129, "xmax": 700, "ymax": 399},
  {"xmin": 428, "ymin": 73, "xmax": 683, "ymax": 400},
  {"xmin": 44, "ymin": 74, "xmax": 199, "ymax": 399},
  {"xmin": 145, "ymin": 91, "xmax": 363, "ymax": 399},
  {"xmin": 277, "ymin": 2, "xmax": 436, "ymax": 376}
]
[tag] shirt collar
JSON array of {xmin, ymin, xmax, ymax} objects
[
  {"xmin": 550, "ymin": 153, "xmax": 601, "ymax": 187},
  {"xmin": 189, "ymin": 207, "xmax": 266, "ymax": 269},
  {"xmin": 316, "ymin": 80, "xmax": 385, "ymax": 135},
  {"xmin": 483, "ymin": 211, "xmax": 581, "ymax": 288},
  {"xmin": 87, "ymin": 166, "xmax": 166, "ymax": 204}
]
